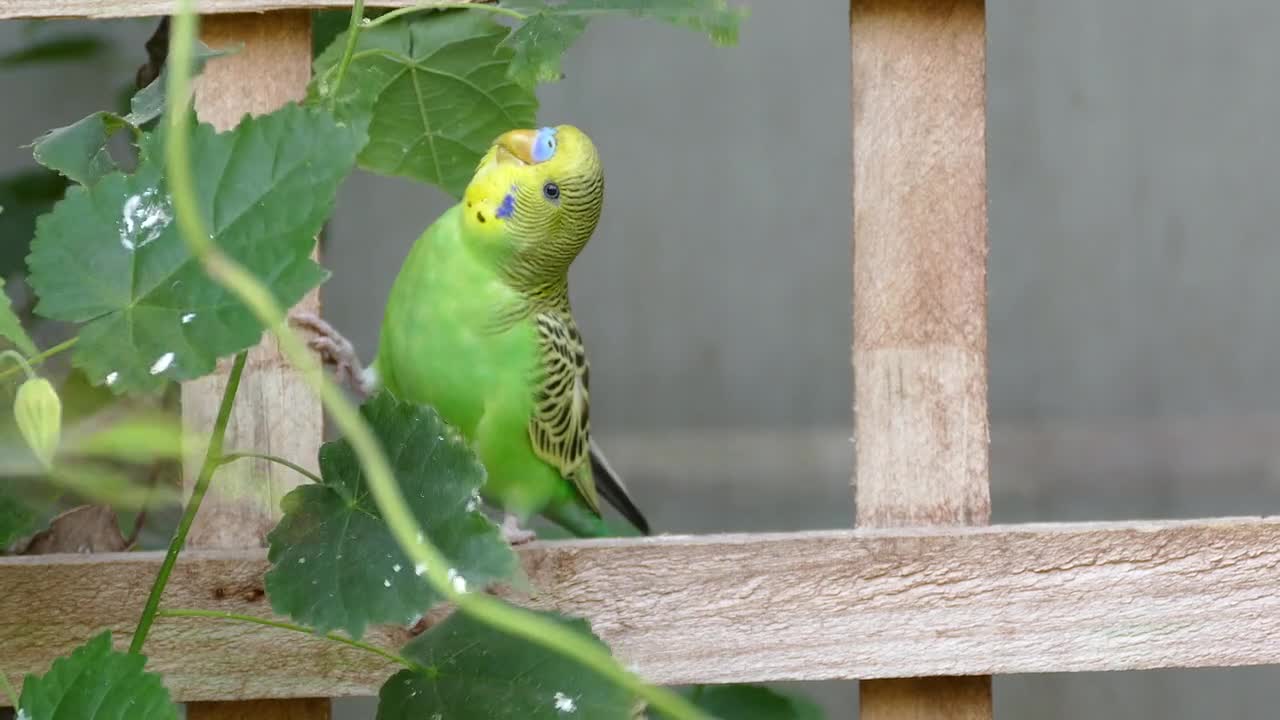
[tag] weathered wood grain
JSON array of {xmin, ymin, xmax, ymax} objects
[
  {"xmin": 855, "ymin": 0, "xmax": 993, "ymax": 712},
  {"xmin": 851, "ymin": 0, "xmax": 990, "ymax": 529},
  {"xmin": 182, "ymin": 11, "xmax": 321, "ymax": 551},
  {"xmin": 851, "ymin": 0, "xmax": 991, "ymax": 715},
  {"xmin": 0, "ymin": 1, "xmax": 464, "ymax": 19},
  {"xmin": 0, "ymin": 548, "xmax": 407, "ymax": 706},
  {"xmin": 181, "ymin": 11, "xmax": 329, "ymax": 720},
  {"xmin": 5, "ymin": 518, "xmax": 1280, "ymax": 704}
]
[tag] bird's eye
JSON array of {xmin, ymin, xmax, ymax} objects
[{"xmin": 543, "ymin": 182, "xmax": 560, "ymax": 201}]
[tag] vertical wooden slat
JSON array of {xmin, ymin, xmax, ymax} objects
[
  {"xmin": 185, "ymin": 10, "xmax": 321, "ymax": 555},
  {"xmin": 182, "ymin": 11, "xmax": 329, "ymax": 720},
  {"xmin": 851, "ymin": 0, "xmax": 992, "ymax": 718}
]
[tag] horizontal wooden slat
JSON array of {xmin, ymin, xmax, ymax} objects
[
  {"xmin": 0, "ymin": 1, "xmax": 449, "ymax": 20},
  {"xmin": 5, "ymin": 517, "xmax": 1280, "ymax": 703}
]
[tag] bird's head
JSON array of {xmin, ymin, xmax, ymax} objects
[{"xmin": 462, "ymin": 124, "xmax": 604, "ymax": 286}]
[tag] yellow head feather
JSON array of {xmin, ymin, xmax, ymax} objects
[{"xmin": 462, "ymin": 125, "xmax": 604, "ymax": 289}]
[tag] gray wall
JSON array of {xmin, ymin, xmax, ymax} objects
[
  {"xmin": 988, "ymin": 0, "xmax": 1280, "ymax": 422},
  {"xmin": 6, "ymin": 1, "xmax": 1280, "ymax": 717}
]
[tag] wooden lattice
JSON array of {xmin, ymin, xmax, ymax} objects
[{"xmin": 4, "ymin": 3, "xmax": 1259, "ymax": 720}]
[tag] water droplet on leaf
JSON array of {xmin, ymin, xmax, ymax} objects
[
  {"xmin": 553, "ymin": 692, "xmax": 578, "ymax": 714},
  {"xmin": 447, "ymin": 568, "xmax": 467, "ymax": 593},
  {"xmin": 118, "ymin": 188, "xmax": 172, "ymax": 251},
  {"xmin": 149, "ymin": 352, "xmax": 175, "ymax": 375}
]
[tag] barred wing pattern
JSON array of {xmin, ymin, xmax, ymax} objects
[{"xmin": 528, "ymin": 310, "xmax": 598, "ymax": 512}]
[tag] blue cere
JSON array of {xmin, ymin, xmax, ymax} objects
[
  {"xmin": 496, "ymin": 190, "xmax": 516, "ymax": 219},
  {"xmin": 531, "ymin": 126, "xmax": 558, "ymax": 163}
]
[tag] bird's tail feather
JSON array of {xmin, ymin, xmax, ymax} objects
[{"xmin": 589, "ymin": 439, "xmax": 651, "ymax": 535}]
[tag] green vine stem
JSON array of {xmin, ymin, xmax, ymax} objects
[
  {"xmin": 218, "ymin": 451, "xmax": 323, "ymax": 484},
  {"xmin": 328, "ymin": 0, "xmax": 367, "ymax": 105},
  {"xmin": 317, "ymin": 1, "xmax": 527, "ymax": 96},
  {"xmin": 128, "ymin": 350, "xmax": 248, "ymax": 654},
  {"xmin": 0, "ymin": 668, "xmax": 18, "ymax": 707},
  {"xmin": 0, "ymin": 350, "xmax": 36, "ymax": 381},
  {"xmin": 363, "ymin": 1, "xmax": 527, "ymax": 30},
  {"xmin": 157, "ymin": 608, "xmax": 414, "ymax": 671},
  {"xmin": 165, "ymin": 4, "xmax": 709, "ymax": 719},
  {"xmin": 0, "ymin": 337, "xmax": 78, "ymax": 384}
]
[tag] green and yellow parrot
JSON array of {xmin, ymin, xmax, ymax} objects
[{"xmin": 292, "ymin": 125, "xmax": 649, "ymax": 542}]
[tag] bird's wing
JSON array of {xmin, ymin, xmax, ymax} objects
[{"xmin": 528, "ymin": 311, "xmax": 598, "ymax": 512}]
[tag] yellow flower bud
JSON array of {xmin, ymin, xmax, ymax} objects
[{"xmin": 14, "ymin": 376, "xmax": 61, "ymax": 470}]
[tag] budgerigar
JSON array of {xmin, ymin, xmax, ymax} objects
[{"xmin": 292, "ymin": 125, "xmax": 649, "ymax": 542}]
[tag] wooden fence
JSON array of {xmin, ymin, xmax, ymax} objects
[{"xmin": 4, "ymin": 2, "xmax": 1275, "ymax": 720}]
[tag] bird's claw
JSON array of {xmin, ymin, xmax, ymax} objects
[
  {"xmin": 288, "ymin": 310, "xmax": 370, "ymax": 396},
  {"xmin": 501, "ymin": 513, "xmax": 537, "ymax": 546}
]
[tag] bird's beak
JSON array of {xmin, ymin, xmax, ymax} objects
[{"xmin": 494, "ymin": 128, "xmax": 538, "ymax": 166}]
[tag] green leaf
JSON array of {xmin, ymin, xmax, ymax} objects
[
  {"xmin": 313, "ymin": 9, "xmax": 393, "ymax": 59},
  {"xmin": 312, "ymin": 10, "xmax": 537, "ymax": 197},
  {"xmin": 266, "ymin": 391, "xmax": 518, "ymax": 639},
  {"xmin": 47, "ymin": 461, "xmax": 178, "ymax": 508},
  {"xmin": 31, "ymin": 112, "xmax": 132, "ymax": 186},
  {"xmin": 18, "ymin": 630, "xmax": 178, "ymax": 719},
  {"xmin": 63, "ymin": 411, "xmax": 193, "ymax": 465},
  {"xmin": 0, "ymin": 278, "xmax": 35, "ymax": 355},
  {"xmin": 519, "ymin": 0, "xmax": 745, "ymax": 45},
  {"xmin": 498, "ymin": 0, "xmax": 745, "ymax": 86},
  {"xmin": 378, "ymin": 608, "xmax": 634, "ymax": 720},
  {"xmin": 0, "ymin": 33, "xmax": 110, "ymax": 68},
  {"xmin": 31, "ymin": 42, "xmax": 231, "ymax": 186},
  {"xmin": 313, "ymin": 10, "xmax": 353, "ymax": 59},
  {"xmin": 0, "ymin": 485, "xmax": 37, "ymax": 548},
  {"xmin": 654, "ymin": 685, "xmax": 826, "ymax": 720},
  {"xmin": 58, "ymin": 367, "xmax": 118, "ymax": 424},
  {"xmin": 0, "ymin": 168, "xmax": 69, "ymax": 278},
  {"xmin": 27, "ymin": 103, "xmax": 361, "ymax": 394},
  {"xmin": 502, "ymin": 10, "xmax": 588, "ymax": 87}
]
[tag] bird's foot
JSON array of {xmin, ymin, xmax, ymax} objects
[
  {"xmin": 500, "ymin": 513, "xmax": 537, "ymax": 546},
  {"xmin": 288, "ymin": 310, "xmax": 372, "ymax": 397}
]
